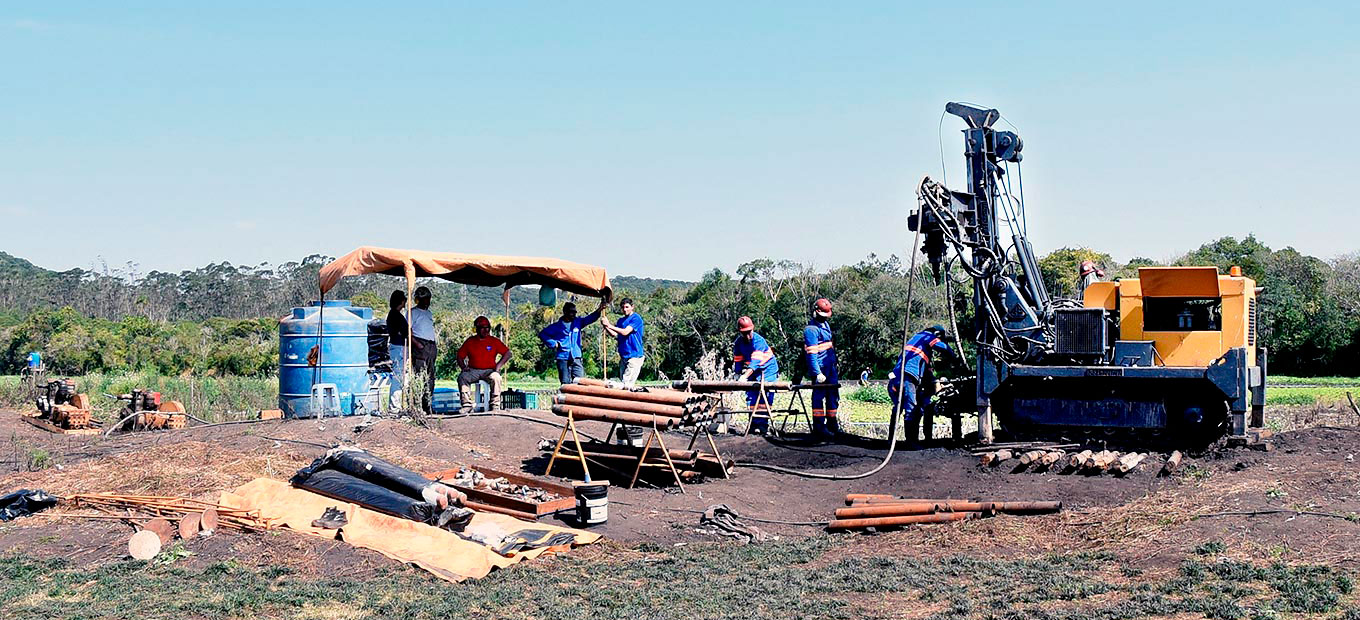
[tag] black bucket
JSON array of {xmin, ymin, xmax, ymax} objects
[{"xmin": 573, "ymin": 480, "xmax": 609, "ymax": 526}]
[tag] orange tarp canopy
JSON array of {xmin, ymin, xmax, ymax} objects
[{"xmin": 318, "ymin": 246, "xmax": 611, "ymax": 298}]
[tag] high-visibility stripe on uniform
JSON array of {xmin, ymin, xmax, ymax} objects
[
  {"xmin": 751, "ymin": 349, "xmax": 774, "ymax": 362},
  {"xmin": 732, "ymin": 355, "xmax": 746, "ymax": 362},
  {"xmin": 804, "ymin": 341, "xmax": 834, "ymax": 353},
  {"xmin": 903, "ymin": 344, "xmax": 930, "ymax": 362}
]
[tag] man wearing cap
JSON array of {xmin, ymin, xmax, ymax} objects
[
  {"xmin": 803, "ymin": 298, "xmax": 841, "ymax": 439},
  {"xmin": 407, "ymin": 286, "xmax": 438, "ymax": 413},
  {"xmin": 538, "ymin": 300, "xmax": 605, "ymax": 384},
  {"xmin": 455, "ymin": 316, "xmax": 512, "ymax": 413},
  {"xmin": 733, "ymin": 316, "xmax": 779, "ymax": 435},
  {"xmin": 601, "ymin": 298, "xmax": 645, "ymax": 387},
  {"xmin": 888, "ymin": 325, "xmax": 959, "ymax": 447}
]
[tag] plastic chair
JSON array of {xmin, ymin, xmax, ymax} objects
[{"xmin": 310, "ymin": 383, "xmax": 342, "ymax": 418}]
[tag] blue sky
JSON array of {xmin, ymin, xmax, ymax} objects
[{"xmin": 2, "ymin": 2, "xmax": 1356, "ymax": 280}]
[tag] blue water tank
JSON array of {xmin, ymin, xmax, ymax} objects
[{"xmin": 279, "ymin": 300, "xmax": 376, "ymax": 417}]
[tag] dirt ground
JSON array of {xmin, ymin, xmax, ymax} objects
[{"xmin": 2, "ymin": 406, "xmax": 1359, "ymax": 578}]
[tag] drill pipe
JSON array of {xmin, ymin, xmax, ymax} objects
[
  {"xmin": 847, "ymin": 497, "xmax": 963, "ymax": 506},
  {"xmin": 560, "ymin": 383, "xmax": 700, "ymax": 406},
  {"xmin": 845, "ymin": 493, "xmax": 895, "ymax": 501},
  {"xmin": 835, "ymin": 501, "xmax": 1061, "ymax": 519},
  {"xmin": 552, "ymin": 394, "xmax": 692, "ymax": 418},
  {"xmin": 550, "ymin": 404, "xmax": 679, "ymax": 428},
  {"xmin": 671, "ymin": 380, "xmax": 794, "ymax": 392},
  {"xmin": 827, "ymin": 511, "xmax": 976, "ymax": 530},
  {"xmin": 573, "ymin": 378, "xmax": 611, "ymax": 388}
]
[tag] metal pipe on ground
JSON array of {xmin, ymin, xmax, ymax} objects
[
  {"xmin": 551, "ymin": 394, "xmax": 691, "ymax": 418},
  {"xmin": 827, "ymin": 511, "xmax": 976, "ymax": 530},
  {"xmin": 561, "ymin": 383, "xmax": 699, "ymax": 406},
  {"xmin": 834, "ymin": 501, "xmax": 1061, "ymax": 519},
  {"xmin": 550, "ymin": 404, "xmax": 679, "ymax": 429},
  {"xmin": 847, "ymin": 497, "xmax": 967, "ymax": 506}
]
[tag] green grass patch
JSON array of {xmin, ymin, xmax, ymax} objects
[{"xmin": 1, "ymin": 541, "xmax": 1353, "ymax": 620}]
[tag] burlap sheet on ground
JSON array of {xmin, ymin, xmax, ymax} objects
[{"xmin": 220, "ymin": 478, "xmax": 600, "ymax": 582}]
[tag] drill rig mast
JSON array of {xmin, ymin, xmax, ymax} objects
[{"xmin": 911, "ymin": 103, "xmax": 1266, "ymax": 447}]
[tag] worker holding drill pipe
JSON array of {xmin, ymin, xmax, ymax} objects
[
  {"xmin": 887, "ymin": 325, "xmax": 958, "ymax": 446},
  {"xmin": 538, "ymin": 299, "xmax": 606, "ymax": 384},
  {"xmin": 600, "ymin": 298, "xmax": 645, "ymax": 387},
  {"xmin": 803, "ymin": 298, "xmax": 840, "ymax": 439},
  {"xmin": 733, "ymin": 316, "xmax": 779, "ymax": 435},
  {"xmin": 455, "ymin": 316, "xmax": 512, "ymax": 412}
]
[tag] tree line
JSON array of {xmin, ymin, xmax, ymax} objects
[{"xmin": 1, "ymin": 236, "xmax": 1356, "ymax": 379}]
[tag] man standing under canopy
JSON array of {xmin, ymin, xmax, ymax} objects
[
  {"xmin": 407, "ymin": 286, "xmax": 438, "ymax": 413},
  {"xmin": 539, "ymin": 299, "xmax": 607, "ymax": 384}
]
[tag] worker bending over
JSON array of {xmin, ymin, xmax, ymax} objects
[
  {"xmin": 887, "ymin": 325, "xmax": 959, "ymax": 447},
  {"xmin": 455, "ymin": 316, "xmax": 511, "ymax": 413},
  {"xmin": 733, "ymin": 316, "xmax": 779, "ymax": 436},
  {"xmin": 538, "ymin": 300, "xmax": 605, "ymax": 384},
  {"xmin": 803, "ymin": 298, "xmax": 840, "ymax": 439}
]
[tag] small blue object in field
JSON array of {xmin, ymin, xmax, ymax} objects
[{"xmin": 27, "ymin": 352, "xmax": 41, "ymax": 368}]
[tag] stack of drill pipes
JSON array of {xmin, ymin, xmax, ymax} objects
[
  {"xmin": 835, "ymin": 500, "xmax": 1061, "ymax": 519},
  {"xmin": 558, "ymin": 382, "xmax": 719, "ymax": 424},
  {"xmin": 550, "ymin": 404, "xmax": 680, "ymax": 428},
  {"xmin": 670, "ymin": 379, "xmax": 795, "ymax": 392},
  {"xmin": 561, "ymin": 383, "xmax": 713, "ymax": 407}
]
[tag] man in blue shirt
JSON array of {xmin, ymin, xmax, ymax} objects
[
  {"xmin": 538, "ymin": 300, "xmax": 604, "ymax": 384},
  {"xmin": 733, "ymin": 316, "xmax": 779, "ymax": 435},
  {"xmin": 601, "ymin": 298, "xmax": 645, "ymax": 387},
  {"xmin": 888, "ymin": 325, "xmax": 959, "ymax": 447}
]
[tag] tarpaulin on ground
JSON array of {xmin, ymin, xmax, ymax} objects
[
  {"xmin": 219, "ymin": 478, "xmax": 600, "ymax": 582},
  {"xmin": 317, "ymin": 246, "xmax": 611, "ymax": 298}
]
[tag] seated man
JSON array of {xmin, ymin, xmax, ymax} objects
[{"xmin": 455, "ymin": 316, "xmax": 512, "ymax": 412}]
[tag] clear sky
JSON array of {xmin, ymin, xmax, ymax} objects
[{"xmin": 3, "ymin": 2, "xmax": 1357, "ymax": 280}]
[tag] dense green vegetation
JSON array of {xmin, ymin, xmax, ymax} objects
[{"xmin": 1, "ymin": 234, "xmax": 1356, "ymax": 381}]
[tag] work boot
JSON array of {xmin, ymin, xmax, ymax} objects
[{"xmin": 825, "ymin": 416, "xmax": 841, "ymax": 437}]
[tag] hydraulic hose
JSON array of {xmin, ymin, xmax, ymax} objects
[{"xmin": 737, "ymin": 182, "xmax": 929, "ymax": 480}]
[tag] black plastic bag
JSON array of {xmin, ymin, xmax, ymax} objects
[
  {"xmin": 0, "ymin": 489, "xmax": 58, "ymax": 521},
  {"xmin": 292, "ymin": 469, "xmax": 435, "ymax": 523},
  {"xmin": 292, "ymin": 448, "xmax": 434, "ymax": 500}
]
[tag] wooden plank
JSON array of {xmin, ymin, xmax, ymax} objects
[{"xmin": 21, "ymin": 414, "xmax": 102, "ymax": 435}]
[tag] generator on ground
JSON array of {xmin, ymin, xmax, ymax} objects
[
  {"xmin": 909, "ymin": 102, "xmax": 1266, "ymax": 447},
  {"xmin": 107, "ymin": 389, "xmax": 188, "ymax": 431},
  {"xmin": 34, "ymin": 378, "xmax": 95, "ymax": 430}
]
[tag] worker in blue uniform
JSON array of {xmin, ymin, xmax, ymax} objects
[
  {"xmin": 733, "ymin": 315, "xmax": 779, "ymax": 435},
  {"xmin": 803, "ymin": 298, "xmax": 840, "ymax": 439},
  {"xmin": 888, "ymin": 325, "xmax": 959, "ymax": 446},
  {"xmin": 538, "ymin": 300, "xmax": 605, "ymax": 384}
]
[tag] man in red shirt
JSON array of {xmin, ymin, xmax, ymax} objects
[{"xmin": 456, "ymin": 316, "xmax": 512, "ymax": 412}]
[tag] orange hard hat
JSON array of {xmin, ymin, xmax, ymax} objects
[
  {"xmin": 814, "ymin": 298, "xmax": 833, "ymax": 316},
  {"xmin": 474, "ymin": 316, "xmax": 491, "ymax": 329},
  {"xmin": 737, "ymin": 316, "xmax": 754, "ymax": 332}
]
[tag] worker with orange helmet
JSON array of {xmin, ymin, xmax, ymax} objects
[
  {"xmin": 803, "ymin": 298, "xmax": 841, "ymax": 439},
  {"xmin": 455, "ymin": 315, "xmax": 512, "ymax": 412},
  {"xmin": 732, "ymin": 316, "xmax": 779, "ymax": 435}
]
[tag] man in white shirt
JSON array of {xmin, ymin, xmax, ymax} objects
[{"xmin": 407, "ymin": 286, "xmax": 438, "ymax": 413}]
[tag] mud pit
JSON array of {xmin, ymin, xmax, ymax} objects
[{"xmin": 2, "ymin": 407, "xmax": 1358, "ymax": 575}]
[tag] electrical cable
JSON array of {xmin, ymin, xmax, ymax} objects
[{"xmin": 735, "ymin": 182, "xmax": 928, "ymax": 480}]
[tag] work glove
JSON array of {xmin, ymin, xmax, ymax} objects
[{"xmin": 815, "ymin": 373, "xmax": 826, "ymax": 384}]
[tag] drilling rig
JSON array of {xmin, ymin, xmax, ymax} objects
[{"xmin": 910, "ymin": 103, "xmax": 1266, "ymax": 447}]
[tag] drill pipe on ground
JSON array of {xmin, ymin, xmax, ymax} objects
[
  {"xmin": 834, "ymin": 501, "xmax": 1061, "ymax": 519},
  {"xmin": 847, "ymin": 497, "xmax": 967, "ymax": 506},
  {"xmin": 671, "ymin": 380, "xmax": 794, "ymax": 392},
  {"xmin": 550, "ymin": 404, "xmax": 681, "ymax": 428},
  {"xmin": 554, "ymin": 441, "xmax": 699, "ymax": 461},
  {"xmin": 827, "ymin": 511, "xmax": 976, "ymax": 530},
  {"xmin": 561, "ymin": 383, "xmax": 702, "ymax": 407},
  {"xmin": 551, "ymin": 394, "xmax": 694, "ymax": 418}
]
